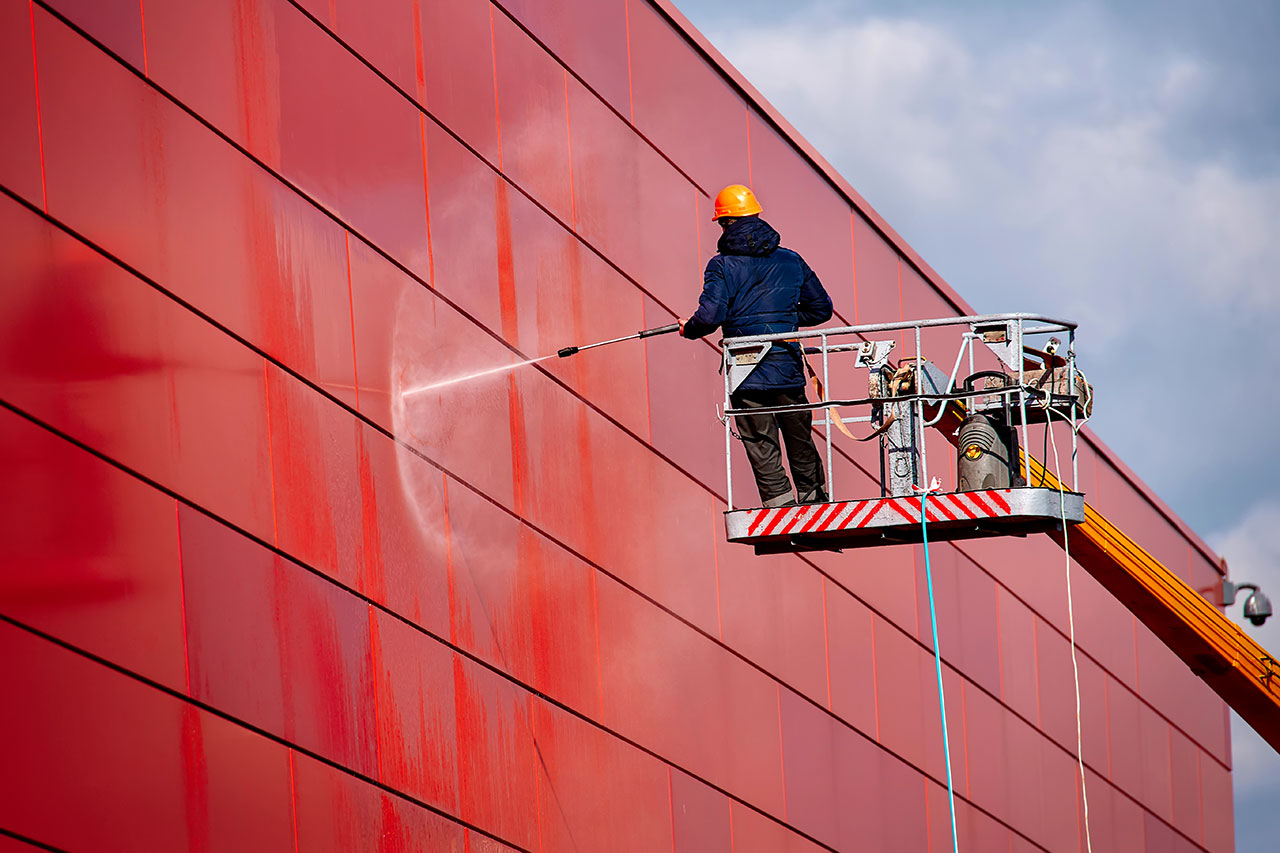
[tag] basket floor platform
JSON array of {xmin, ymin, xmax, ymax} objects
[{"xmin": 726, "ymin": 487, "xmax": 1085, "ymax": 554}]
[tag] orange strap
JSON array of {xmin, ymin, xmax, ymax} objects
[{"xmin": 800, "ymin": 349, "xmax": 887, "ymax": 442}]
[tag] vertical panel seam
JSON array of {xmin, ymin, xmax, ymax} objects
[
  {"xmin": 564, "ymin": 69, "xmax": 577, "ymax": 231},
  {"xmin": 175, "ymin": 498, "xmax": 192, "ymax": 696},
  {"xmin": 345, "ymin": 232, "xmax": 359, "ymax": 410},
  {"xmin": 288, "ymin": 749, "xmax": 300, "ymax": 853},
  {"xmin": 870, "ymin": 615, "xmax": 881, "ymax": 742},
  {"xmin": 28, "ymin": 0, "xmax": 48, "ymax": 213},
  {"xmin": 624, "ymin": 0, "xmax": 635, "ymax": 124},
  {"xmin": 776, "ymin": 684, "xmax": 787, "ymax": 820},
  {"xmin": 667, "ymin": 765, "xmax": 676, "ymax": 852},
  {"xmin": 489, "ymin": 5, "xmax": 503, "ymax": 171},
  {"xmin": 369, "ymin": 605, "xmax": 385, "ymax": 782},
  {"xmin": 821, "ymin": 579, "xmax": 832, "ymax": 711},
  {"xmin": 138, "ymin": 0, "xmax": 148, "ymax": 76},
  {"xmin": 263, "ymin": 359, "xmax": 279, "ymax": 544},
  {"xmin": 419, "ymin": 113, "xmax": 435, "ymax": 284}
]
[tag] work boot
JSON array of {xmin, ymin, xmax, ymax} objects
[
  {"xmin": 797, "ymin": 487, "xmax": 828, "ymax": 505},
  {"xmin": 763, "ymin": 491, "xmax": 796, "ymax": 508}
]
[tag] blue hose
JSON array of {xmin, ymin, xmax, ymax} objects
[{"xmin": 920, "ymin": 491, "xmax": 960, "ymax": 852}]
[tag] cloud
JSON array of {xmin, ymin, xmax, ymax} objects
[{"xmin": 701, "ymin": 9, "xmax": 1280, "ymax": 531}]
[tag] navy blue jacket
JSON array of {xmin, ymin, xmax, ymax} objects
[{"xmin": 682, "ymin": 216, "xmax": 833, "ymax": 391}]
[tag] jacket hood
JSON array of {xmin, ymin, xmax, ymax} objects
[{"xmin": 717, "ymin": 216, "xmax": 780, "ymax": 257}]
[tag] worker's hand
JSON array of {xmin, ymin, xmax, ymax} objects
[{"xmin": 678, "ymin": 317, "xmax": 687, "ymax": 336}]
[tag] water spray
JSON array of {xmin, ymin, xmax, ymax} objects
[{"xmin": 556, "ymin": 322, "xmax": 681, "ymax": 358}]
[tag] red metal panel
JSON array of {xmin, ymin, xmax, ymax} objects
[
  {"xmin": 823, "ymin": 579, "xmax": 879, "ymax": 736},
  {"xmin": 626, "ymin": 0, "xmax": 748, "ymax": 193},
  {"xmin": 1137, "ymin": 702, "xmax": 1174, "ymax": 823},
  {"xmin": 505, "ymin": 186, "xmax": 650, "ymax": 438},
  {"xmin": 149, "ymin": 0, "xmax": 429, "ymax": 279},
  {"xmin": 0, "ymin": 621, "xmax": 294, "ymax": 851},
  {"xmin": 716, "ymin": 546, "xmax": 828, "ymax": 704},
  {"xmin": 349, "ymin": 234, "xmax": 517, "ymax": 509},
  {"xmin": 670, "ymin": 768, "xmax": 732, "ymax": 853},
  {"xmin": 300, "ymin": 0, "xmax": 420, "ymax": 100},
  {"xmin": 1036, "ymin": 625, "xmax": 1109, "ymax": 773},
  {"xmin": 448, "ymin": 475, "xmax": 608, "ymax": 717},
  {"xmin": 419, "ymin": 0, "xmax": 500, "ymax": 164},
  {"xmin": 369, "ymin": 608, "xmax": 459, "ymax": 813},
  {"xmin": 937, "ymin": 794, "xmax": 1012, "ymax": 853},
  {"xmin": 423, "ymin": 120, "xmax": 504, "ymax": 333},
  {"xmin": 817, "ymin": 527, "xmax": 920, "ymax": 640},
  {"xmin": 873, "ymin": 615, "xmax": 967, "ymax": 794},
  {"xmin": 35, "ymin": 6, "xmax": 166, "ymax": 279},
  {"xmin": 870, "ymin": 751, "xmax": 932, "ymax": 852},
  {"xmin": 522, "ymin": 529, "xmax": 604, "ymax": 717},
  {"xmin": 957, "ymin": 536, "xmax": 1070, "ymax": 634},
  {"xmin": 962, "ymin": 684, "xmax": 1010, "ymax": 820},
  {"xmin": 566, "ymin": 75, "xmax": 701, "ymax": 312},
  {"xmin": 1106, "ymin": 676, "xmax": 1145, "ymax": 798},
  {"xmin": 1143, "ymin": 811, "xmax": 1196, "ymax": 853},
  {"xmin": 180, "ymin": 506, "xmax": 379, "ymax": 776},
  {"xmin": 728, "ymin": 802, "xmax": 830, "ymax": 853},
  {"xmin": 354, "ymin": 422, "xmax": 452, "ymax": 637},
  {"xmin": 1037, "ymin": 736, "xmax": 1082, "ymax": 853},
  {"xmin": 38, "ymin": 6, "xmax": 359, "ymax": 405},
  {"xmin": 453, "ymin": 655, "xmax": 539, "ymax": 851},
  {"xmin": 1199, "ymin": 749, "xmax": 1234, "ymax": 853},
  {"xmin": 445, "ymin": 471, "xmax": 531, "ymax": 670},
  {"xmin": 852, "ymin": 214, "xmax": 902, "ymax": 325},
  {"xmin": 142, "ymin": 0, "xmax": 272, "ymax": 152},
  {"xmin": 0, "ymin": 409, "xmax": 186, "ymax": 692},
  {"xmin": 499, "ymin": 0, "xmax": 630, "ymax": 116},
  {"xmin": 596, "ymin": 574, "xmax": 785, "ymax": 815},
  {"xmin": 531, "ymin": 699, "xmax": 672, "ymax": 851},
  {"xmin": 1168, "ymin": 729, "xmax": 1202, "ymax": 842},
  {"xmin": 747, "ymin": 112, "xmax": 855, "ymax": 322},
  {"xmin": 778, "ymin": 686, "xmax": 887, "ymax": 849},
  {"xmin": 266, "ymin": 364, "xmax": 364, "ymax": 588},
  {"xmin": 997, "ymin": 587, "xmax": 1040, "ymax": 724},
  {"xmin": 953, "ymin": 551, "xmax": 1003, "ymax": 697},
  {"xmin": 0, "ymin": 194, "xmax": 275, "ymax": 539},
  {"xmin": 493, "ymin": 12, "xmax": 574, "ymax": 224},
  {"xmin": 179, "ymin": 703, "xmax": 298, "ymax": 851},
  {"xmin": 0, "ymin": 0, "xmax": 43, "ymax": 207},
  {"xmin": 519, "ymin": 387, "xmax": 720, "ymax": 631},
  {"xmin": 1003, "ymin": 711, "xmax": 1049, "ymax": 843},
  {"xmin": 42, "ymin": 0, "xmax": 144, "ymax": 69},
  {"xmin": 1135, "ymin": 619, "xmax": 1230, "ymax": 765},
  {"xmin": 1067, "ymin": 562, "xmax": 1138, "ymax": 689},
  {"xmin": 292, "ymin": 750, "xmax": 469, "ymax": 851},
  {"xmin": 777, "ymin": 686, "xmax": 839, "ymax": 844},
  {"xmin": 646, "ymin": 299, "xmax": 723, "ymax": 490},
  {"xmin": 269, "ymin": 0, "xmax": 431, "ymax": 278},
  {"xmin": 1083, "ymin": 769, "xmax": 1146, "ymax": 853}
]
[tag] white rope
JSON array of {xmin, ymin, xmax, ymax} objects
[{"xmin": 1048, "ymin": 418, "xmax": 1093, "ymax": 852}]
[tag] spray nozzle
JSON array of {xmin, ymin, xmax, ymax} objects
[{"xmin": 557, "ymin": 346, "xmax": 580, "ymax": 358}]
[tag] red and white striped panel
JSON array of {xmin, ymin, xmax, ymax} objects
[{"xmin": 738, "ymin": 490, "xmax": 1015, "ymax": 540}]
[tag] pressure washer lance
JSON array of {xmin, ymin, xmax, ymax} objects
[{"xmin": 556, "ymin": 323, "xmax": 681, "ymax": 358}]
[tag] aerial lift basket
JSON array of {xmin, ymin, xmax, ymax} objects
[{"xmin": 719, "ymin": 313, "xmax": 1088, "ymax": 554}]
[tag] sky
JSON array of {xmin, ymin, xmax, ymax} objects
[{"xmin": 671, "ymin": 0, "xmax": 1280, "ymax": 849}]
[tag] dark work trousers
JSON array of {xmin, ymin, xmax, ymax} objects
[{"xmin": 730, "ymin": 388, "xmax": 827, "ymax": 506}]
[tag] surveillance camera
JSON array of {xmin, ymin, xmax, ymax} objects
[
  {"xmin": 1243, "ymin": 589, "xmax": 1272, "ymax": 626},
  {"xmin": 1223, "ymin": 579, "xmax": 1272, "ymax": 627}
]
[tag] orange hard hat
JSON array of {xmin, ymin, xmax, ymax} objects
[{"xmin": 712, "ymin": 184, "xmax": 762, "ymax": 220}]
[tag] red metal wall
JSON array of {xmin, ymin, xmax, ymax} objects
[{"xmin": 0, "ymin": 0, "xmax": 1232, "ymax": 850}]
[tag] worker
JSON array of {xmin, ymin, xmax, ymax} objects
[{"xmin": 680, "ymin": 184, "xmax": 833, "ymax": 508}]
